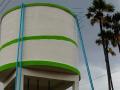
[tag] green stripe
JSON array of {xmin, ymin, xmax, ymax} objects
[
  {"xmin": 0, "ymin": 35, "xmax": 78, "ymax": 51},
  {"xmin": 0, "ymin": 60, "xmax": 80, "ymax": 75},
  {"xmin": 1, "ymin": 3, "xmax": 76, "ymax": 20}
]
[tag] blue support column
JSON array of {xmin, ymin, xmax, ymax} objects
[{"xmin": 15, "ymin": 3, "xmax": 25, "ymax": 90}]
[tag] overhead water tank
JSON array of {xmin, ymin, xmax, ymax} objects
[{"xmin": 0, "ymin": 4, "xmax": 80, "ymax": 89}]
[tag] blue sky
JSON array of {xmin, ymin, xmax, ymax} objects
[{"xmin": 1, "ymin": 0, "xmax": 120, "ymax": 90}]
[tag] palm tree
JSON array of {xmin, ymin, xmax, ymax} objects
[
  {"xmin": 86, "ymin": 0, "xmax": 114, "ymax": 90},
  {"xmin": 104, "ymin": 13, "xmax": 120, "ymax": 52}
]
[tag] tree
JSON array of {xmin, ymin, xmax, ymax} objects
[
  {"xmin": 86, "ymin": 0, "xmax": 114, "ymax": 90},
  {"xmin": 103, "ymin": 13, "xmax": 120, "ymax": 53}
]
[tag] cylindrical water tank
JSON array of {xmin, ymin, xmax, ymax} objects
[{"xmin": 0, "ymin": 3, "xmax": 80, "ymax": 81}]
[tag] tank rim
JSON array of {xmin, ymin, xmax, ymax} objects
[
  {"xmin": 0, "ymin": 60, "xmax": 80, "ymax": 75},
  {"xmin": 1, "ymin": 3, "xmax": 76, "ymax": 21}
]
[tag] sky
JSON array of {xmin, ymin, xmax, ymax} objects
[{"xmin": 1, "ymin": 0, "xmax": 120, "ymax": 90}]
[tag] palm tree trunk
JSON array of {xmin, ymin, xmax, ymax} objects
[
  {"xmin": 105, "ymin": 42, "xmax": 114, "ymax": 90},
  {"xmin": 99, "ymin": 18, "xmax": 114, "ymax": 90}
]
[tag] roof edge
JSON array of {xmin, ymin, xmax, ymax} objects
[{"xmin": 1, "ymin": 3, "xmax": 76, "ymax": 20}]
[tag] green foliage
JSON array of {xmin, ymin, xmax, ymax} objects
[
  {"xmin": 96, "ymin": 30, "xmax": 117, "ymax": 55},
  {"xmin": 86, "ymin": 0, "xmax": 118, "ymax": 89},
  {"xmin": 86, "ymin": 0, "xmax": 117, "ymax": 56},
  {"xmin": 103, "ymin": 12, "xmax": 120, "ymax": 53},
  {"xmin": 86, "ymin": 0, "xmax": 114, "ymax": 26}
]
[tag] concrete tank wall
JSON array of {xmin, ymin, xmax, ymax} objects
[{"xmin": 0, "ymin": 3, "xmax": 80, "ymax": 75}]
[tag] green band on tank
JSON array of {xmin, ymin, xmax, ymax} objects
[
  {"xmin": 0, "ymin": 60, "xmax": 80, "ymax": 75},
  {"xmin": 0, "ymin": 35, "xmax": 78, "ymax": 51},
  {"xmin": 1, "ymin": 3, "xmax": 76, "ymax": 20}
]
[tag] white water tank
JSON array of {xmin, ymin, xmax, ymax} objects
[{"xmin": 0, "ymin": 3, "xmax": 80, "ymax": 90}]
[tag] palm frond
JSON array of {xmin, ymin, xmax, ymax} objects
[
  {"xmin": 111, "ymin": 40, "xmax": 117, "ymax": 47},
  {"xmin": 112, "ymin": 12, "xmax": 120, "ymax": 22},
  {"xmin": 86, "ymin": 12, "xmax": 94, "ymax": 19},
  {"xmin": 102, "ymin": 15, "xmax": 112, "ymax": 29},
  {"xmin": 90, "ymin": 18, "xmax": 98, "ymax": 25},
  {"xmin": 105, "ymin": 4, "xmax": 114, "ymax": 12},
  {"xmin": 93, "ymin": 0, "xmax": 106, "ymax": 10},
  {"xmin": 88, "ymin": 6, "xmax": 96, "ymax": 12},
  {"xmin": 96, "ymin": 39, "xmax": 102, "ymax": 45},
  {"xmin": 107, "ymin": 48, "xmax": 116, "ymax": 56}
]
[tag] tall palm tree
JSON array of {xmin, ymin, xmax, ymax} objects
[
  {"xmin": 103, "ymin": 13, "xmax": 120, "ymax": 52},
  {"xmin": 86, "ymin": 0, "xmax": 114, "ymax": 90}
]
